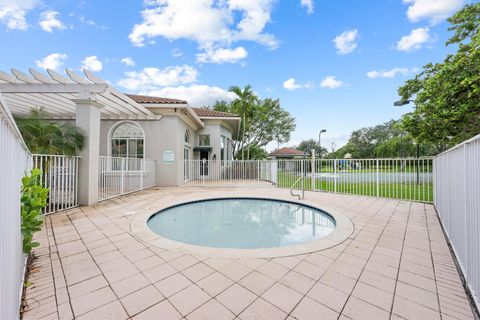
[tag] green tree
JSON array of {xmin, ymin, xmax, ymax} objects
[
  {"xmin": 398, "ymin": 3, "xmax": 480, "ymax": 151},
  {"xmin": 228, "ymin": 85, "xmax": 257, "ymax": 159},
  {"xmin": 15, "ymin": 108, "xmax": 86, "ymax": 156},
  {"xmin": 296, "ymin": 139, "xmax": 328, "ymax": 157},
  {"xmin": 212, "ymin": 91, "xmax": 295, "ymax": 160}
]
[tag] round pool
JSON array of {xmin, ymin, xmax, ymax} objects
[{"xmin": 147, "ymin": 198, "xmax": 336, "ymax": 249}]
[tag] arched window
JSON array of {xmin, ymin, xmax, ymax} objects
[
  {"xmin": 111, "ymin": 122, "xmax": 144, "ymax": 159},
  {"xmin": 184, "ymin": 129, "xmax": 191, "ymax": 143}
]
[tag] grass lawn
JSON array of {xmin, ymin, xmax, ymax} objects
[{"xmin": 276, "ymin": 172, "xmax": 433, "ymax": 202}]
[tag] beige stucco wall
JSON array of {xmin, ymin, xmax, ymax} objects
[{"xmin": 98, "ymin": 116, "xmax": 235, "ymax": 187}]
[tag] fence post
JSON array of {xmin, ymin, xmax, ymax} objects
[
  {"xmin": 257, "ymin": 160, "xmax": 260, "ymax": 181},
  {"xmin": 121, "ymin": 158, "xmax": 125, "ymax": 194},
  {"xmin": 376, "ymin": 159, "xmax": 379, "ymax": 197},
  {"xmin": 140, "ymin": 159, "xmax": 144, "ymax": 189},
  {"xmin": 311, "ymin": 149, "xmax": 316, "ymax": 191},
  {"xmin": 334, "ymin": 159, "xmax": 337, "ymax": 193}
]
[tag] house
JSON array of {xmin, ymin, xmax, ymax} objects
[
  {"xmin": 268, "ymin": 147, "xmax": 305, "ymax": 159},
  {"xmin": 0, "ymin": 68, "xmax": 240, "ymax": 204},
  {"xmin": 99, "ymin": 94, "xmax": 241, "ymax": 186}
]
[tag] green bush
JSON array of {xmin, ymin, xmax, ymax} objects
[{"xmin": 21, "ymin": 168, "xmax": 48, "ymax": 254}]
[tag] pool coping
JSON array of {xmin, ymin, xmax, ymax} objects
[{"xmin": 130, "ymin": 195, "xmax": 354, "ymax": 259}]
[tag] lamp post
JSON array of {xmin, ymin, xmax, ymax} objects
[
  {"xmin": 393, "ymin": 100, "xmax": 420, "ymax": 184},
  {"xmin": 318, "ymin": 129, "xmax": 327, "ymax": 158}
]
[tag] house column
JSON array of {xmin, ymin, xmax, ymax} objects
[{"xmin": 74, "ymin": 99, "xmax": 103, "ymax": 206}]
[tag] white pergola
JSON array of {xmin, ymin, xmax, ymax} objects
[
  {"xmin": 0, "ymin": 68, "xmax": 162, "ymax": 205},
  {"xmin": 0, "ymin": 68, "xmax": 160, "ymax": 120}
]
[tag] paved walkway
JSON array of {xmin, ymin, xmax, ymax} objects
[{"xmin": 22, "ymin": 187, "xmax": 475, "ymax": 320}]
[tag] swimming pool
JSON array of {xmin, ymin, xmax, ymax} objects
[{"xmin": 147, "ymin": 198, "xmax": 336, "ymax": 249}]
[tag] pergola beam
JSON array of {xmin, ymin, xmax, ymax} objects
[{"xmin": 0, "ymin": 83, "xmax": 108, "ymax": 93}]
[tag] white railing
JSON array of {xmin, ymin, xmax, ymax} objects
[
  {"xmin": 182, "ymin": 158, "xmax": 433, "ymax": 202},
  {"xmin": 0, "ymin": 96, "xmax": 31, "ymax": 320},
  {"xmin": 182, "ymin": 160, "xmax": 278, "ymax": 185},
  {"xmin": 98, "ymin": 156, "xmax": 156, "ymax": 201},
  {"xmin": 434, "ymin": 134, "xmax": 480, "ymax": 309},
  {"xmin": 32, "ymin": 155, "xmax": 80, "ymax": 214}
]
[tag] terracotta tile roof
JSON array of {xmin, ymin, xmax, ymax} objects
[
  {"xmin": 126, "ymin": 94, "xmax": 187, "ymax": 104},
  {"xmin": 191, "ymin": 108, "xmax": 239, "ymax": 118},
  {"xmin": 269, "ymin": 147, "xmax": 305, "ymax": 156}
]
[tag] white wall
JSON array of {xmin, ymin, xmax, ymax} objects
[{"xmin": 0, "ymin": 97, "xmax": 31, "ymax": 320}]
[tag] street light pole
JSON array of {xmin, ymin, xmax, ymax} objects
[
  {"xmin": 318, "ymin": 129, "xmax": 327, "ymax": 158},
  {"xmin": 393, "ymin": 99, "xmax": 420, "ymax": 184}
]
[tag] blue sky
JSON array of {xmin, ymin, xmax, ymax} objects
[{"xmin": 0, "ymin": 0, "xmax": 471, "ymax": 150}]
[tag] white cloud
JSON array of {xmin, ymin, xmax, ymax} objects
[
  {"xmin": 196, "ymin": 46, "xmax": 248, "ymax": 64},
  {"xmin": 35, "ymin": 53, "xmax": 67, "ymax": 71},
  {"xmin": 301, "ymin": 0, "xmax": 314, "ymax": 14},
  {"xmin": 333, "ymin": 29, "xmax": 359, "ymax": 55},
  {"xmin": 78, "ymin": 15, "xmax": 107, "ymax": 30},
  {"xmin": 172, "ymin": 48, "xmax": 183, "ymax": 58},
  {"xmin": 320, "ymin": 76, "xmax": 343, "ymax": 89},
  {"xmin": 146, "ymin": 85, "xmax": 237, "ymax": 107},
  {"xmin": 81, "ymin": 56, "xmax": 103, "ymax": 72},
  {"xmin": 367, "ymin": 67, "xmax": 411, "ymax": 79},
  {"xmin": 403, "ymin": 0, "xmax": 463, "ymax": 24},
  {"xmin": 128, "ymin": 0, "xmax": 278, "ymax": 50},
  {"xmin": 118, "ymin": 65, "xmax": 199, "ymax": 91},
  {"xmin": 39, "ymin": 10, "xmax": 65, "ymax": 33},
  {"xmin": 121, "ymin": 57, "xmax": 135, "ymax": 67},
  {"xmin": 0, "ymin": 0, "xmax": 39, "ymax": 30},
  {"xmin": 396, "ymin": 27, "xmax": 432, "ymax": 52},
  {"xmin": 283, "ymin": 78, "xmax": 313, "ymax": 91}
]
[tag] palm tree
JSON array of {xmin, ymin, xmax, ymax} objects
[
  {"xmin": 228, "ymin": 85, "xmax": 257, "ymax": 159},
  {"xmin": 15, "ymin": 107, "xmax": 86, "ymax": 156}
]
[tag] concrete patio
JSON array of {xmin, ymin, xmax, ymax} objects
[{"xmin": 22, "ymin": 187, "xmax": 475, "ymax": 320}]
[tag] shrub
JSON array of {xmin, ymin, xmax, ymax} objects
[{"xmin": 21, "ymin": 168, "xmax": 48, "ymax": 254}]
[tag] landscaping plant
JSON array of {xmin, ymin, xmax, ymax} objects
[{"xmin": 21, "ymin": 168, "xmax": 48, "ymax": 254}]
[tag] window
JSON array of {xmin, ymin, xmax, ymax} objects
[
  {"xmin": 221, "ymin": 136, "xmax": 225, "ymax": 161},
  {"xmin": 199, "ymin": 135, "xmax": 210, "ymax": 146},
  {"xmin": 111, "ymin": 122, "xmax": 144, "ymax": 159},
  {"xmin": 184, "ymin": 129, "xmax": 190, "ymax": 143}
]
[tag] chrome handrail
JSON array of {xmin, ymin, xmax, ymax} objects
[{"xmin": 290, "ymin": 176, "xmax": 304, "ymax": 200}]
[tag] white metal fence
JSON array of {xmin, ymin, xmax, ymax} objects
[
  {"xmin": 99, "ymin": 156, "xmax": 156, "ymax": 201},
  {"xmin": 182, "ymin": 158, "xmax": 433, "ymax": 202},
  {"xmin": 434, "ymin": 134, "xmax": 480, "ymax": 309},
  {"xmin": 32, "ymin": 155, "xmax": 80, "ymax": 214},
  {"xmin": 0, "ymin": 96, "xmax": 31, "ymax": 320}
]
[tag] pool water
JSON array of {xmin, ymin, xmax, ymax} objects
[{"xmin": 147, "ymin": 198, "xmax": 336, "ymax": 249}]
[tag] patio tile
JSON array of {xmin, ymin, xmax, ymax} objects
[
  {"xmin": 239, "ymin": 271, "xmax": 275, "ymax": 295},
  {"xmin": 219, "ymin": 261, "xmax": 252, "ymax": 282},
  {"xmin": 395, "ymin": 282, "xmax": 439, "ymax": 311},
  {"xmin": 76, "ymin": 300, "xmax": 128, "ymax": 320},
  {"xmin": 182, "ymin": 262, "xmax": 214, "ymax": 282},
  {"xmin": 154, "ymin": 272, "xmax": 193, "ymax": 297},
  {"xmin": 261, "ymin": 282, "xmax": 303, "ymax": 313},
  {"xmin": 351, "ymin": 282, "xmax": 393, "ymax": 311},
  {"xmin": 110, "ymin": 273, "xmax": 151, "ymax": 298},
  {"xmin": 256, "ymin": 261, "xmax": 290, "ymax": 280},
  {"xmin": 307, "ymin": 282, "xmax": 349, "ymax": 313},
  {"xmin": 343, "ymin": 296, "xmax": 390, "ymax": 320},
  {"xmin": 64, "ymin": 266, "xmax": 101, "ymax": 286},
  {"xmin": 239, "ymin": 298, "xmax": 287, "ymax": 320},
  {"xmin": 132, "ymin": 300, "xmax": 182, "ymax": 320},
  {"xmin": 168, "ymin": 284, "xmax": 210, "ymax": 316},
  {"xmin": 358, "ymin": 270, "xmax": 396, "ymax": 293},
  {"xmin": 143, "ymin": 262, "xmax": 177, "ymax": 283},
  {"xmin": 217, "ymin": 284, "xmax": 256, "ymax": 315},
  {"xmin": 320, "ymin": 270, "xmax": 357, "ymax": 294},
  {"xmin": 170, "ymin": 254, "xmax": 199, "ymax": 271},
  {"xmin": 67, "ymin": 275, "xmax": 109, "ymax": 300},
  {"xmin": 291, "ymin": 297, "xmax": 338, "ymax": 320},
  {"xmin": 103, "ymin": 263, "xmax": 140, "ymax": 284},
  {"xmin": 294, "ymin": 260, "xmax": 327, "ymax": 280},
  {"xmin": 120, "ymin": 285, "xmax": 164, "ymax": 317},
  {"xmin": 398, "ymin": 271, "xmax": 437, "ymax": 293},
  {"xmin": 134, "ymin": 255, "xmax": 165, "ymax": 271},
  {"xmin": 197, "ymin": 272, "xmax": 234, "ymax": 297},
  {"xmin": 57, "ymin": 240, "xmax": 87, "ymax": 258},
  {"xmin": 279, "ymin": 271, "xmax": 316, "ymax": 294},
  {"xmin": 186, "ymin": 299, "xmax": 235, "ymax": 320},
  {"xmin": 70, "ymin": 287, "xmax": 117, "ymax": 317},
  {"xmin": 392, "ymin": 296, "xmax": 441, "ymax": 320}
]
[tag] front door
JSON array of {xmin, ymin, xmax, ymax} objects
[{"xmin": 200, "ymin": 151, "xmax": 208, "ymax": 176}]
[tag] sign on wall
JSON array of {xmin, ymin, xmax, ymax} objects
[{"xmin": 162, "ymin": 150, "xmax": 175, "ymax": 163}]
